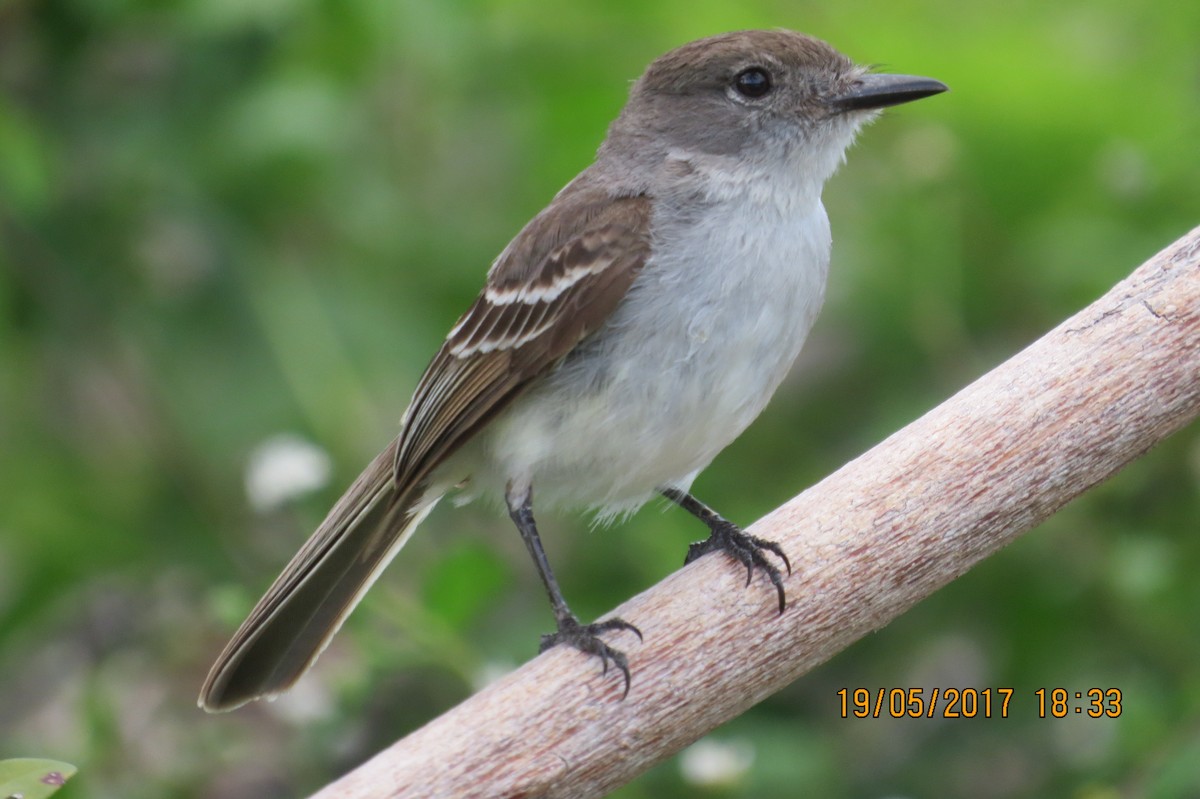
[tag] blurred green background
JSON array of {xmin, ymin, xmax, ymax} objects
[{"xmin": 2, "ymin": 0, "xmax": 1198, "ymax": 797}]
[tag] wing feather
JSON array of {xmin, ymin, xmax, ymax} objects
[
  {"xmin": 393, "ymin": 190, "xmax": 652, "ymax": 490},
  {"xmin": 200, "ymin": 185, "xmax": 652, "ymax": 711}
]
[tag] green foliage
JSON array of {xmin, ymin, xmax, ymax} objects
[
  {"xmin": 0, "ymin": 759, "xmax": 75, "ymax": 799},
  {"xmin": 1, "ymin": 1, "xmax": 1198, "ymax": 797}
]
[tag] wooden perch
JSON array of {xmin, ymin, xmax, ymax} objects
[{"xmin": 309, "ymin": 226, "xmax": 1200, "ymax": 799}]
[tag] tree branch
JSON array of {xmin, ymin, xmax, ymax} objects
[{"xmin": 309, "ymin": 226, "xmax": 1200, "ymax": 799}]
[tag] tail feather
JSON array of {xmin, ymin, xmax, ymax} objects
[{"xmin": 199, "ymin": 439, "xmax": 439, "ymax": 712}]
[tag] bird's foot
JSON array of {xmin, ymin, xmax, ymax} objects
[
  {"xmin": 686, "ymin": 521, "xmax": 792, "ymax": 613},
  {"xmin": 539, "ymin": 615, "xmax": 643, "ymax": 698}
]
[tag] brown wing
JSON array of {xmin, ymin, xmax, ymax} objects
[
  {"xmin": 199, "ymin": 189, "xmax": 651, "ymax": 712},
  {"xmin": 393, "ymin": 190, "xmax": 652, "ymax": 490}
]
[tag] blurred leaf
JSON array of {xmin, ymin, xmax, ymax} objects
[
  {"xmin": 0, "ymin": 102, "xmax": 54, "ymax": 213},
  {"xmin": 0, "ymin": 759, "xmax": 76, "ymax": 799},
  {"xmin": 421, "ymin": 541, "xmax": 510, "ymax": 629}
]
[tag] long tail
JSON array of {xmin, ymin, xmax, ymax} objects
[{"xmin": 199, "ymin": 438, "xmax": 439, "ymax": 712}]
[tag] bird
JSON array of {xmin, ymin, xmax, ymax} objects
[{"xmin": 199, "ymin": 28, "xmax": 946, "ymax": 712}]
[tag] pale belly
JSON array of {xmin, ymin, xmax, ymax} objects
[{"xmin": 462, "ymin": 198, "xmax": 833, "ymax": 515}]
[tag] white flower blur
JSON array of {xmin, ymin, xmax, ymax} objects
[
  {"xmin": 244, "ymin": 434, "xmax": 333, "ymax": 512},
  {"xmin": 679, "ymin": 737, "xmax": 755, "ymax": 787}
]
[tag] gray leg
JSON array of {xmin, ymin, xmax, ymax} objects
[{"xmin": 507, "ymin": 484, "xmax": 642, "ymax": 696}]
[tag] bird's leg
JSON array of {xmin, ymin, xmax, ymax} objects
[
  {"xmin": 506, "ymin": 484, "xmax": 642, "ymax": 696},
  {"xmin": 661, "ymin": 487, "xmax": 792, "ymax": 614}
]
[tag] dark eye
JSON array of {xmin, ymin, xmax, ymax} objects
[{"xmin": 733, "ymin": 67, "xmax": 772, "ymax": 98}]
